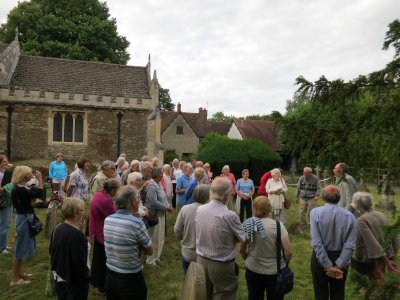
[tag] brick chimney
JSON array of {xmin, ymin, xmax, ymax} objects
[{"xmin": 177, "ymin": 102, "xmax": 181, "ymax": 112}]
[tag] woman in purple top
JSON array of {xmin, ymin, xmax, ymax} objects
[{"xmin": 89, "ymin": 179, "xmax": 120, "ymax": 295}]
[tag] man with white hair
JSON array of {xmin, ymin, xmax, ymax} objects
[
  {"xmin": 333, "ymin": 162, "xmax": 357, "ymax": 210},
  {"xmin": 296, "ymin": 167, "xmax": 321, "ymax": 228},
  {"xmin": 196, "ymin": 177, "xmax": 246, "ymax": 300}
]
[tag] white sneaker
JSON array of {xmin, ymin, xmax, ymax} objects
[{"xmin": 1, "ymin": 249, "xmax": 10, "ymax": 254}]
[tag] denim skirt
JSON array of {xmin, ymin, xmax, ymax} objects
[{"xmin": 15, "ymin": 214, "xmax": 36, "ymax": 259}]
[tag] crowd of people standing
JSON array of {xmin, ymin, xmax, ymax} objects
[{"xmin": 0, "ymin": 154, "xmax": 399, "ymax": 300}]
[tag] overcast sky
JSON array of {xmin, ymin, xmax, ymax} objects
[{"xmin": 1, "ymin": 0, "xmax": 399, "ymax": 117}]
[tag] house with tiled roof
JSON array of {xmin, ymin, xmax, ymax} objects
[
  {"xmin": 161, "ymin": 103, "xmax": 230, "ymax": 160},
  {"xmin": 227, "ymin": 119, "xmax": 280, "ymax": 151},
  {"xmin": 0, "ymin": 36, "xmax": 162, "ymax": 162}
]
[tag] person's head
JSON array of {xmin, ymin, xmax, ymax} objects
[
  {"xmin": 242, "ymin": 169, "xmax": 249, "ymax": 179},
  {"xmin": 252, "ymin": 196, "xmax": 272, "ymax": 218},
  {"xmin": 0, "ymin": 155, "xmax": 9, "ymax": 170},
  {"xmin": 77, "ymin": 158, "xmax": 91, "ymax": 170},
  {"xmin": 195, "ymin": 161, "xmax": 204, "ymax": 168},
  {"xmin": 333, "ymin": 162, "xmax": 347, "ymax": 178},
  {"xmin": 152, "ymin": 157, "xmax": 159, "ymax": 167},
  {"xmin": 140, "ymin": 161, "xmax": 153, "ymax": 177},
  {"xmin": 151, "ymin": 166, "xmax": 163, "ymax": 182},
  {"xmin": 179, "ymin": 161, "xmax": 186, "ymax": 170},
  {"xmin": 102, "ymin": 178, "xmax": 121, "ymax": 197},
  {"xmin": 172, "ymin": 158, "xmax": 179, "ymax": 168},
  {"xmin": 130, "ymin": 160, "xmax": 140, "ymax": 172},
  {"xmin": 271, "ymin": 168, "xmax": 281, "ymax": 180},
  {"xmin": 115, "ymin": 185, "xmax": 140, "ymax": 212},
  {"xmin": 127, "ymin": 172, "xmax": 143, "ymax": 189},
  {"xmin": 322, "ymin": 185, "xmax": 341, "ymax": 204},
  {"xmin": 119, "ymin": 153, "xmax": 126, "ymax": 159},
  {"xmin": 193, "ymin": 184, "xmax": 210, "ymax": 204},
  {"xmin": 141, "ymin": 155, "xmax": 149, "ymax": 162},
  {"xmin": 101, "ymin": 160, "xmax": 116, "ymax": 178},
  {"xmin": 55, "ymin": 153, "xmax": 63, "ymax": 162},
  {"xmin": 116, "ymin": 157, "xmax": 125, "ymax": 167},
  {"xmin": 303, "ymin": 167, "xmax": 312, "ymax": 179},
  {"xmin": 163, "ymin": 164, "xmax": 171, "ymax": 175},
  {"xmin": 222, "ymin": 165, "xmax": 230, "ymax": 175},
  {"xmin": 194, "ymin": 167, "xmax": 205, "ymax": 181},
  {"xmin": 191, "ymin": 159, "xmax": 197, "ymax": 168},
  {"xmin": 184, "ymin": 163, "xmax": 193, "ymax": 177},
  {"xmin": 352, "ymin": 192, "xmax": 373, "ymax": 213},
  {"xmin": 61, "ymin": 197, "xmax": 85, "ymax": 225},
  {"xmin": 11, "ymin": 166, "xmax": 33, "ymax": 185},
  {"xmin": 204, "ymin": 163, "xmax": 210, "ymax": 171},
  {"xmin": 210, "ymin": 177, "xmax": 231, "ymax": 204}
]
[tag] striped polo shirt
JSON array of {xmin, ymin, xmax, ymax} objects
[{"xmin": 104, "ymin": 210, "xmax": 152, "ymax": 274}]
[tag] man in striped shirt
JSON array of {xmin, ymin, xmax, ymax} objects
[
  {"xmin": 104, "ymin": 185, "xmax": 153, "ymax": 300},
  {"xmin": 196, "ymin": 177, "xmax": 247, "ymax": 300}
]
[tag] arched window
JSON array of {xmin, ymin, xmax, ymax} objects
[
  {"xmin": 64, "ymin": 113, "xmax": 73, "ymax": 142},
  {"xmin": 75, "ymin": 114, "xmax": 84, "ymax": 142},
  {"xmin": 53, "ymin": 113, "xmax": 62, "ymax": 141}
]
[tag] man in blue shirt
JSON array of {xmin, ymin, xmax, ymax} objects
[{"xmin": 310, "ymin": 185, "xmax": 356, "ymax": 300}]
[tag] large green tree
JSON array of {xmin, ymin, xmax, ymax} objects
[
  {"xmin": 209, "ymin": 111, "xmax": 235, "ymax": 122},
  {"xmin": 159, "ymin": 87, "xmax": 175, "ymax": 111},
  {"xmin": 0, "ymin": 0, "xmax": 130, "ymax": 64}
]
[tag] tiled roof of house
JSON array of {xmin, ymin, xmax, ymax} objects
[
  {"xmin": 161, "ymin": 110, "xmax": 230, "ymax": 137},
  {"xmin": 9, "ymin": 55, "xmax": 150, "ymax": 98},
  {"xmin": 233, "ymin": 119, "xmax": 280, "ymax": 151}
]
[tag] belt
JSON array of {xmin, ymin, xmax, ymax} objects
[{"xmin": 198, "ymin": 255, "xmax": 235, "ymax": 263}]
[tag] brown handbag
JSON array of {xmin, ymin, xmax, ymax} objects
[{"xmin": 284, "ymin": 195, "xmax": 291, "ymax": 209}]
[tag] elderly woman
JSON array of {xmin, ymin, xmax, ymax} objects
[
  {"xmin": 266, "ymin": 168, "xmax": 288, "ymax": 223},
  {"xmin": 0, "ymin": 155, "xmax": 13, "ymax": 254},
  {"xmin": 203, "ymin": 163, "xmax": 213, "ymax": 184},
  {"xmin": 351, "ymin": 192, "xmax": 399, "ymax": 281},
  {"xmin": 90, "ymin": 160, "xmax": 116, "ymax": 194},
  {"xmin": 127, "ymin": 172, "xmax": 148, "ymax": 222},
  {"xmin": 89, "ymin": 179, "xmax": 120, "ymax": 295},
  {"xmin": 184, "ymin": 167, "xmax": 205, "ymax": 205},
  {"xmin": 220, "ymin": 165, "xmax": 236, "ymax": 209},
  {"xmin": 67, "ymin": 158, "xmax": 90, "ymax": 201},
  {"xmin": 50, "ymin": 197, "xmax": 90, "ymax": 299},
  {"xmin": 121, "ymin": 159, "xmax": 140, "ymax": 185},
  {"xmin": 115, "ymin": 157, "xmax": 126, "ymax": 180},
  {"xmin": 174, "ymin": 184, "xmax": 210, "ymax": 274},
  {"xmin": 240, "ymin": 196, "xmax": 292, "ymax": 300},
  {"xmin": 161, "ymin": 164, "xmax": 174, "ymax": 205},
  {"xmin": 235, "ymin": 169, "xmax": 255, "ymax": 222},
  {"xmin": 145, "ymin": 167, "xmax": 173, "ymax": 266},
  {"xmin": 49, "ymin": 153, "xmax": 68, "ymax": 198},
  {"xmin": 10, "ymin": 166, "xmax": 43, "ymax": 286}
]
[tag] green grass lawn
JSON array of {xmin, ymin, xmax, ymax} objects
[{"xmin": 0, "ymin": 186, "xmax": 399, "ymax": 299}]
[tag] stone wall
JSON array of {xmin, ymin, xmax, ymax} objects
[{"xmin": 0, "ymin": 104, "xmax": 150, "ymax": 163}]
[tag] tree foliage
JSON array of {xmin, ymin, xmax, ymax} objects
[
  {"xmin": 209, "ymin": 111, "xmax": 235, "ymax": 122},
  {"xmin": 159, "ymin": 87, "xmax": 175, "ymax": 111},
  {"xmin": 197, "ymin": 132, "xmax": 282, "ymax": 180},
  {"xmin": 0, "ymin": 0, "xmax": 130, "ymax": 64},
  {"xmin": 278, "ymin": 19, "xmax": 400, "ymax": 172}
]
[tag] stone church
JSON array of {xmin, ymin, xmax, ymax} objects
[{"xmin": 0, "ymin": 35, "xmax": 163, "ymax": 163}]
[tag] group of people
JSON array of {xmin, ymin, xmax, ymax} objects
[{"xmin": 0, "ymin": 153, "xmax": 399, "ymax": 300}]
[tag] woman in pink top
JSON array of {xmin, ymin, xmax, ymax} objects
[
  {"xmin": 220, "ymin": 165, "xmax": 236, "ymax": 210},
  {"xmin": 89, "ymin": 179, "xmax": 120, "ymax": 295}
]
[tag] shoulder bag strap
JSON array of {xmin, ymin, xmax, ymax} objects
[{"xmin": 276, "ymin": 220, "xmax": 281, "ymax": 273}]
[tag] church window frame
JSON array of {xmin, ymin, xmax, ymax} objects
[{"xmin": 48, "ymin": 111, "xmax": 88, "ymax": 145}]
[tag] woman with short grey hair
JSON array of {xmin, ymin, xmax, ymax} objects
[
  {"xmin": 351, "ymin": 192, "xmax": 399, "ymax": 280},
  {"xmin": 266, "ymin": 168, "xmax": 287, "ymax": 223},
  {"xmin": 145, "ymin": 167, "xmax": 173, "ymax": 266},
  {"xmin": 90, "ymin": 160, "xmax": 116, "ymax": 194},
  {"xmin": 174, "ymin": 184, "xmax": 210, "ymax": 273}
]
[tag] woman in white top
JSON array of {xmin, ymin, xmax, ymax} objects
[
  {"xmin": 266, "ymin": 168, "xmax": 287, "ymax": 223},
  {"xmin": 240, "ymin": 196, "xmax": 292, "ymax": 300}
]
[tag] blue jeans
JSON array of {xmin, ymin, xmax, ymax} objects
[
  {"xmin": 0, "ymin": 206, "xmax": 12, "ymax": 252},
  {"xmin": 182, "ymin": 257, "xmax": 191, "ymax": 274}
]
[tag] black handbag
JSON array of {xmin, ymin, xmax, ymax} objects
[
  {"xmin": 275, "ymin": 220, "xmax": 294, "ymax": 295},
  {"xmin": 144, "ymin": 211, "xmax": 159, "ymax": 227},
  {"xmin": 0, "ymin": 192, "xmax": 8, "ymax": 209},
  {"xmin": 26, "ymin": 213, "xmax": 43, "ymax": 237}
]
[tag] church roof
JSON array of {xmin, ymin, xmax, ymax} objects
[{"xmin": 9, "ymin": 55, "xmax": 150, "ymax": 98}]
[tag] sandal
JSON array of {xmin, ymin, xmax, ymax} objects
[{"xmin": 10, "ymin": 279, "xmax": 31, "ymax": 286}]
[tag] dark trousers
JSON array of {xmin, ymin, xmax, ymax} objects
[
  {"xmin": 105, "ymin": 268, "xmax": 147, "ymax": 300},
  {"xmin": 91, "ymin": 240, "xmax": 106, "ymax": 292},
  {"xmin": 55, "ymin": 279, "xmax": 89, "ymax": 300},
  {"xmin": 245, "ymin": 268, "xmax": 283, "ymax": 300},
  {"xmin": 172, "ymin": 183, "xmax": 177, "ymax": 208},
  {"xmin": 311, "ymin": 251, "xmax": 347, "ymax": 300},
  {"xmin": 240, "ymin": 199, "xmax": 252, "ymax": 222}
]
